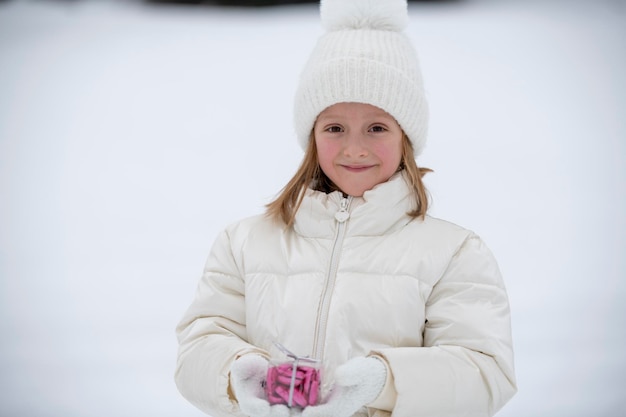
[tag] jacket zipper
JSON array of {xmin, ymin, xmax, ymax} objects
[{"xmin": 312, "ymin": 196, "xmax": 352, "ymax": 360}]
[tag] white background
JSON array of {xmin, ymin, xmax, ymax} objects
[{"xmin": 0, "ymin": 0, "xmax": 624, "ymax": 416}]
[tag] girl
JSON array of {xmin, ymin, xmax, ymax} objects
[{"xmin": 175, "ymin": 1, "xmax": 517, "ymax": 417}]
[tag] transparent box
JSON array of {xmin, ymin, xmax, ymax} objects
[{"xmin": 265, "ymin": 357, "xmax": 321, "ymax": 408}]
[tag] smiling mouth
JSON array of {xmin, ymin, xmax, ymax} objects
[{"xmin": 342, "ymin": 165, "xmax": 373, "ymax": 172}]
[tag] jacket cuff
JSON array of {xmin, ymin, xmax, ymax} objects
[{"xmin": 366, "ymin": 354, "xmax": 397, "ymax": 411}]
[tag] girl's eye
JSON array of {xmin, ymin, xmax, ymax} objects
[
  {"xmin": 326, "ymin": 125, "xmax": 343, "ymax": 133},
  {"xmin": 369, "ymin": 125, "xmax": 387, "ymax": 133}
]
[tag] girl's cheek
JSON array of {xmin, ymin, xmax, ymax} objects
[{"xmin": 317, "ymin": 140, "xmax": 339, "ymax": 156}]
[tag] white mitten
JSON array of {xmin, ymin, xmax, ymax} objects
[
  {"xmin": 302, "ymin": 357, "xmax": 386, "ymax": 417},
  {"xmin": 231, "ymin": 355, "xmax": 294, "ymax": 417}
]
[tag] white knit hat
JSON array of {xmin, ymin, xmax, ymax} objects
[{"xmin": 293, "ymin": 0, "xmax": 429, "ymax": 155}]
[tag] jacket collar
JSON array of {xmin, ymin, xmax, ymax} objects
[{"xmin": 293, "ymin": 172, "xmax": 416, "ymax": 238}]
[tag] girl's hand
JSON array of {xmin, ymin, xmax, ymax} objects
[
  {"xmin": 231, "ymin": 355, "xmax": 292, "ymax": 417},
  {"xmin": 302, "ymin": 356, "xmax": 387, "ymax": 417}
]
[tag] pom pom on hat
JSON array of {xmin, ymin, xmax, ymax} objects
[
  {"xmin": 294, "ymin": 0, "xmax": 429, "ymax": 156},
  {"xmin": 321, "ymin": 0, "xmax": 408, "ymax": 31}
]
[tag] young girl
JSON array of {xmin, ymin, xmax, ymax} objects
[{"xmin": 175, "ymin": 1, "xmax": 517, "ymax": 417}]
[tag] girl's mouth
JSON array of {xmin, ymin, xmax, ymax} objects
[{"xmin": 342, "ymin": 165, "xmax": 372, "ymax": 172}]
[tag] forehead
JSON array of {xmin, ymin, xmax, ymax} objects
[{"xmin": 317, "ymin": 102, "xmax": 395, "ymax": 121}]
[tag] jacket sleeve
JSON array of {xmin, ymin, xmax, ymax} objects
[
  {"xmin": 371, "ymin": 233, "xmax": 517, "ymax": 417},
  {"xmin": 174, "ymin": 227, "xmax": 268, "ymax": 417}
]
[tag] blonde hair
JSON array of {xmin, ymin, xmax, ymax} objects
[{"xmin": 266, "ymin": 132, "xmax": 431, "ymax": 227}]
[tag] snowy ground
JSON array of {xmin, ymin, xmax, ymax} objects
[{"xmin": 0, "ymin": 0, "xmax": 625, "ymax": 416}]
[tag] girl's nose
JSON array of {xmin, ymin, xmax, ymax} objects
[{"xmin": 343, "ymin": 133, "xmax": 368, "ymax": 158}]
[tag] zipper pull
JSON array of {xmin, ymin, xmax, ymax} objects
[{"xmin": 335, "ymin": 197, "xmax": 350, "ymax": 223}]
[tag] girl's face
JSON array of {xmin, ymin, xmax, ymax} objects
[{"xmin": 314, "ymin": 102, "xmax": 403, "ymax": 197}]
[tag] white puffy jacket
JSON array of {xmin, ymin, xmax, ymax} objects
[{"xmin": 175, "ymin": 173, "xmax": 517, "ymax": 417}]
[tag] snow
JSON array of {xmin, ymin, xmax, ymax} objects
[{"xmin": 0, "ymin": 0, "xmax": 624, "ymax": 416}]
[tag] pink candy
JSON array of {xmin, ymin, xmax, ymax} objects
[{"xmin": 265, "ymin": 362, "xmax": 320, "ymax": 408}]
